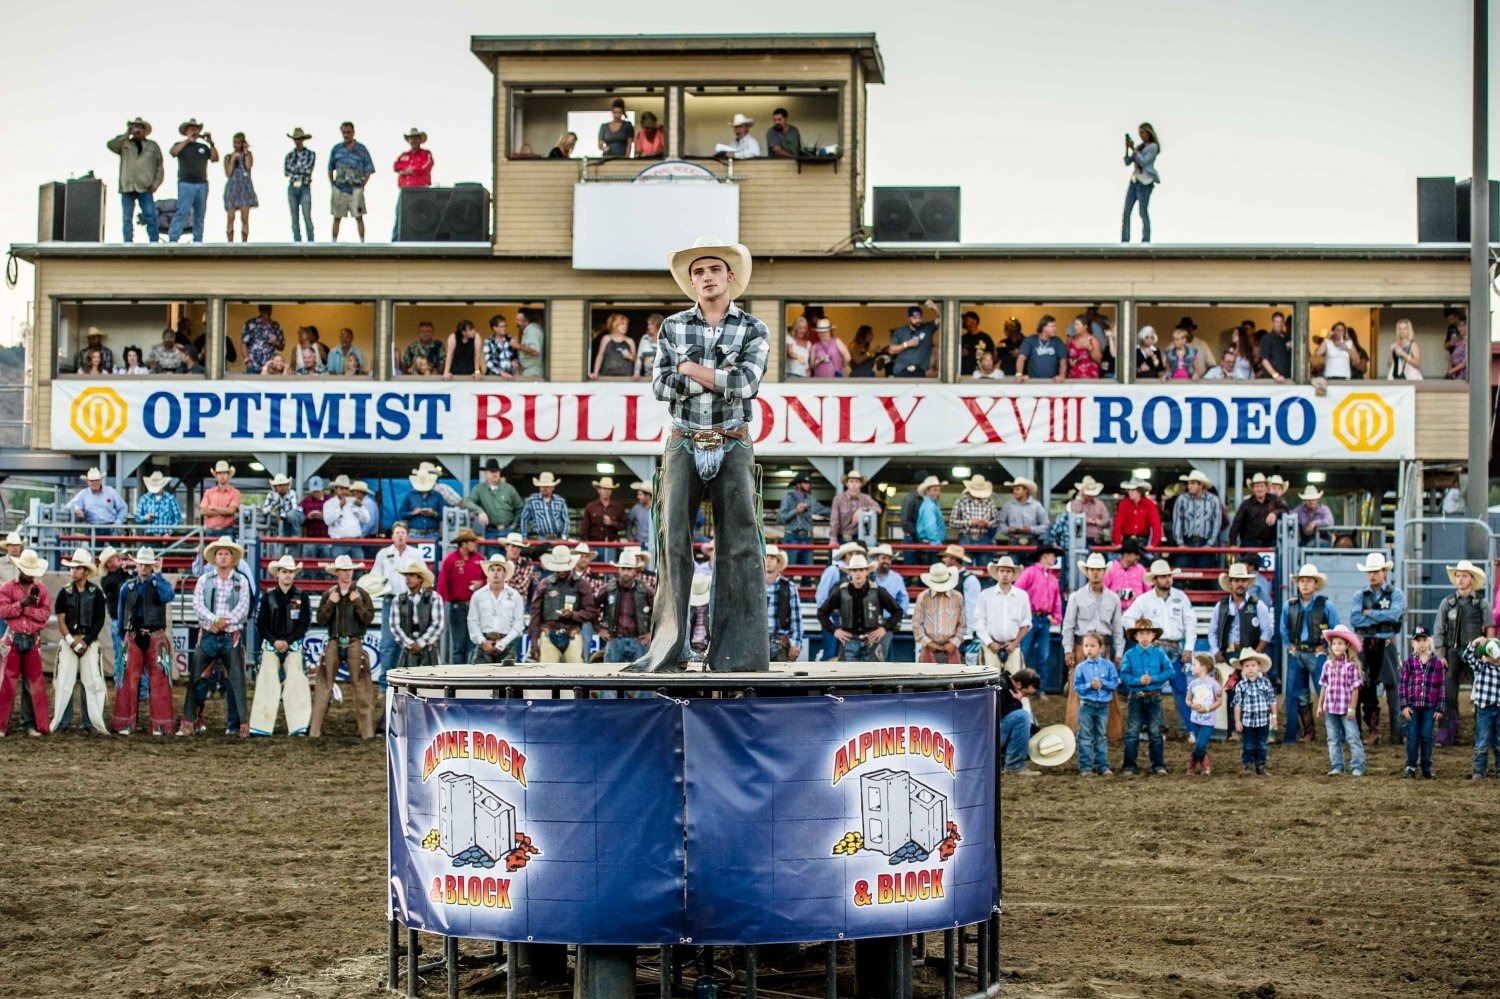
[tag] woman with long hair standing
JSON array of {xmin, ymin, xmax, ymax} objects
[
  {"xmin": 1122, "ymin": 122, "xmax": 1160, "ymax": 243},
  {"xmin": 1389, "ymin": 319, "xmax": 1423, "ymax": 379},
  {"xmin": 223, "ymin": 132, "xmax": 258, "ymax": 242},
  {"xmin": 443, "ymin": 319, "xmax": 482, "ymax": 381}
]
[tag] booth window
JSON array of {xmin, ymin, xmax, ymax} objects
[
  {"xmin": 55, "ymin": 299, "xmax": 208, "ymax": 377},
  {"xmin": 958, "ymin": 304, "xmax": 1120, "ymax": 381},
  {"xmin": 1308, "ymin": 305, "xmax": 1453, "ymax": 382},
  {"xmin": 226, "ymin": 301, "xmax": 376, "ymax": 378},
  {"xmin": 586, "ymin": 303, "xmax": 675, "ymax": 380},
  {"xmin": 393, "ymin": 303, "xmax": 548, "ymax": 379},
  {"xmin": 784, "ymin": 303, "xmax": 944, "ymax": 380},
  {"xmin": 509, "ymin": 88, "xmax": 667, "ymax": 159},
  {"xmin": 1135, "ymin": 304, "xmax": 1292, "ymax": 383},
  {"xmin": 682, "ymin": 88, "xmax": 840, "ymax": 160}
]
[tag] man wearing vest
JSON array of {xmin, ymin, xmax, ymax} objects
[
  {"xmin": 1433, "ymin": 559, "xmax": 1494, "ymax": 747},
  {"xmin": 1208, "ymin": 562, "xmax": 1272, "ymax": 667},
  {"xmin": 181, "ymin": 536, "xmax": 252, "ymax": 737},
  {"xmin": 249, "ymin": 555, "xmax": 313, "ymax": 736},
  {"xmin": 599, "ymin": 549, "xmax": 654, "ymax": 663},
  {"xmin": 111, "ymin": 548, "xmax": 177, "ymax": 736},
  {"xmin": 312, "ymin": 554, "xmax": 377, "ymax": 738},
  {"xmin": 468, "ymin": 554, "xmax": 526, "ymax": 663},
  {"xmin": 814, "ymin": 542, "xmax": 865, "ymax": 662},
  {"xmin": 1129, "ymin": 559, "xmax": 1195, "ymax": 738},
  {"xmin": 528, "ymin": 545, "xmax": 598, "ymax": 664},
  {"xmin": 0, "ymin": 549, "xmax": 53, "ymax": 736},
  {"xmin": 392, "ymin": 560, "xmax": 445, "ymax": 669},
  {"xmin": 817, "ymin": 553, "xmax": 902, "ymax": 662},
  {"xmin": 1280, "ymin": 563, "xmax": 1338, "ymax": 745},
  {"xmin": 51, "ymin": 548, "xmax": 109, "ymax": 735},
  {"xmin": 1350, "ymin": 552, "xmax": 1405, "ymax": 745},
  {"xmin": 764, "ymin": 546, "xmax": 803, "ymax": 661}
]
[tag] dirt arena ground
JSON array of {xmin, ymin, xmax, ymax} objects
[{"xmin": 5, "ymin": 690, "xmax": 1500, "ymax": 999}]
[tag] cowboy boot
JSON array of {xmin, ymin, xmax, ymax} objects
[{"xmin": 1299, "ymin": 702, "xmax": 1317, "ymax": 743}]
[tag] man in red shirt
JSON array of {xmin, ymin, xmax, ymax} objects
[
  {"xmin": 1112, "ymin": 478, "xmax": 1162, "ymax": 549},
  {"xmin": 437, "ymin": 527, "xmax": 485, "ymax": 664},
  {"xmin": 393, "ymin": 127, "xmax": 433, "ymax": 240},
  {"xmin": 200, "ymin": 460, "xmax": 242, "ymax": 537},
  {"xmin": 581, "ymin": 475, "xmax": 627, "ymax": 562}
]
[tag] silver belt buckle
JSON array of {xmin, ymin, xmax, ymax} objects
[{"xmin": 690, "ymin": 430, "xmax": 723, "ymax": 452}]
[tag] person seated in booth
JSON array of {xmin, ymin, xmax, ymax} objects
[
  {"xmin": 77, "ymin": 348, "xmax": 109, "ymax": 375},
  {"xmin": 598, "ymin": 99, "xmax": 634, "ymax": 158},
  {"xmin": 1203, "ymin": 345, "xmax": 1250, "ymax": 381},
  {"xmin": 147, "ymin": 327, "xmax": 195, "ymax": 373},
  {"xmin": 324, "ymin": 327, "xmax": 366, "ymax": 376},
  {"xmin": 548, "ymin": 131, "xmax": 578, "ymax": 159},
  {"xmin": 116, "ymin": 345, "xmax": 150, "ymax": 375},
  {"xmin": 401, "ymin": 321, "xmax": 445, "ymax": 375},
  {"xmin": 73, "ymin": 327, "xmax": 113, "ymax": 373},
  {"xmin": 633, "ymin": 112, "xmax": 665, "ymax": 158},
  {"xmin": 715, "ymin": 113, "xmax": 762, "ymax": 159},
  {"xmin": 766, "ymin": 107, "xmax": 802, "ymax": 159},
  {"xmin": 293, "ymin": 326, "xmax": 326, "ymax": 375}
]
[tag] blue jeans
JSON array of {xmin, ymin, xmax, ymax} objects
[
  {"xmin": 448, "ymin": 603, "xmax": 473, "ymax": 665},
  {"xmin": 839, "ymin": 637, "xmax": 881, "ymax": 662},
  {"xmin": 1122, "ymin": 179, "xmax": 1154, "ymax": 242},
  {"xmin": 1474, "ymin": 705, "xmax": 1500, "ymax": 776},
  {"xmin": 1077, "ymin": 701, "xmax": 1110, "ymax": 773},
  {"xmin": 1123, "ymin": 693, "xmax": 1165, "ymax": 771},
  {"xmin": 1022, "ymin": 616, "xmax": 1055, "ymax": 692},
  {"xmin": 783, "ymin": 531, "xmax": 812, "ymax": 566},
  {"xmin": 999, "ymin": 708, "xmax": 1032, "ymax": 772},
  {"xmin": 121, "ymin": 191, "xmax": 159, "ymax": 242},
  {"xmin": 1284, "ymin": 651, "xmax": 1323, "ymax": 742},
  {"xmin": 1404, "ymin": 706, "xmax": 1436, "ymax": 773},
  {"xmin": 377, "ymin": 597, "xmax": 398, "ymax": 689},
  {"xmin": 1189, "ymin": 721, "xmax": 1214, "ymax": 763},
  {"xmin": 959, "ymin": 533, "xmax": 996, "ymax": 567},
  {"xmin": 1239, "ymin": 724, "xmax": 1269, "ymax": 767},
  {"xmin": 1325, "ymin": 712, "xmax": 1365, "ymax": 774},
  {"xmin": 288, "ymin": 184, "xmax": 314, "ymax": 241},
  {"xmin": 167, "ymin": 181, "xmax": 208, "ymax": 242},
  {"xmin": 604, "ymin": 637, "xmax": 646, "ymax": 664}
]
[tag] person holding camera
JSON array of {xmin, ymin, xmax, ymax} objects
[
  {"xmin": 167, "ymin": 119, "xmax": 219, "ymax": 242},
  {"xmin": 1121, "ymin": 122, "xmax": 1160, "ymax": 243},
  {"xmin": 0, "ymin": 550, "xmax": 54, "ymax": 737}
]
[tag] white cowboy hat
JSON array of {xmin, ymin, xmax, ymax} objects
[
  {"xmin": 398, "ymin": 559, "xmax": 435, "ymax": 587},
  {"xmin": 1290, "ymin": 563, "xmax": 1328, "ymax": 589},
  {"xmin": 1297, "ymin": 485, "xmax": 1323, "ymax": 501},
  {"xmin": 920, "ymin": 562, "xmax": 960, "ymax": 591},
  {"xmin": 617, "ymin": 549, "xmax": 646, "ymax": 570},
  {"xmin": 356, "ymin": 571, "xmax": 391, "ymax": 599},
  {"xmin": 1143, "ymin": 558, "xmax": 1179, "ymax": 582},
  {"xmin": 1217, "ymin": 563, "xmax": 1259, "ymax": 590},
  {"xmin": 763, "ymin": 545, "xmax": 785, "ymax": 565},
  {"xmin": 133, "ymin": 547, "xmax": 159, "ymax": 566},
  {"xmin": 142, "ymin": 471, "xmax": 171, "ymax": 494},
  {"xmin": 1267, "ymin": 475, "xmax": 1287, "ymax": 488},
  {"xmin": 668, "ymin": 236, "xmax": 752, "ymax": 301},
  {"xmin": 1179, "ymin": 469, "xmax": 1214, "ymax": 487},
  {"xmin": 835, "ymin": 541, "xmax": 866, "ymax": 560},
  {"xmin": 1235, "ymin": 648, "xmax": 1272, "ymax": 670},
  {"xmin": 268, "ymin": 473, "xmax": 293, "ymax": 488},
  {"xmin": 1028, "ymin": 725, "xmax": 1076, "ymax": 768},
  {"xmin": 986, "ymin": 555, "xmax": 1020, "ymax": 574},
  {"xmin": 325, "ymin": 554, "xmax": 361, "ymax": 573},
  {"xmin": 630, "ymin": 480, "xmax": 653, "ymax": 493},
  {"xmin": 842, "ymin": 469, "xmax": 867, "ymax": 483},
  {"xmin": 729, "ymin": 113, "xmax": 756, "ymax": 127},
  {"xmin": 573, "ymin": 541, "xmax": 593, "ymax": 556},
  {"xmin": 328, "ymin": 474, "xmax": 353, "ymax": 490},
  {"xmin": 1247, "ymin": 472, "xmax": 1269, "ymax": 486},
  {"xmin": 97, "ymin": 545, "xmax": 121, "ymax": 566},
  {"xmin": 622, "ymin": 546, "xmax": 652, "ymax": 568},
  {"xmin": 844, "ymin": 554, "xmax": 872, "ymax": 571},
  {"xmin": 1448, "ymin": 559, "xmax": 1488, "ymax": 586},
  {"xmin": 210, "ymin": 460, "xmax": 235, "ymax": 476},
  {"xmin": 962, "ymin": 474, "xmax": 995, "ymax": 499},
  {"xmin": 941, "ymin": 544, "xmax": 973, "ymax": 564},
  {"xmin": 813, "ymin": 317, "xmax": 836, "ymax": 334},
  {"xmin": 1120, "ymin": 478, "xmax": 1150, "ymax": 492},
  {"xmin": 3, "ymin": 531, "xmax": 22, "ymax": 547},
  {"xmin": 690, "ymin": 574, "xmax": 713, "ymax": 607},
  {"xmin": 407, "ymin": 469, "xmax": 437, "ymax": 491},
  {"xmin": 350, "ymin": 480, "xmax": 370, "ymax": 494},
  {"xmin": 917, "ymin": 475, "xmax": 947, "ymax": 494},
  {"xmin": 532, "ymin": 471, "xmax": 563, "ymax": 488},
  {"xmin": 1072, "ymin": 475, "xmax": 1104, "ymax": 497},
  {"xmin": 267, "ymin": 555, "xmax": 302, "ymax": 573},
  {"xmin": 539, "ymin": 544, "xmax": 579, "ymax": 573},
  {"xmin": 483, "ymin": 553, "xmax": 516, "ymax": 580},
  {"xmin": 867, "ymin": 543, "xmax": 895, "ymax": 558},
  {"xmin": 500, "ymin": 531, "xmax": 527, "ymax": 547},
  {"xmin": 62, "ymin": 548, "xmax": 99, "ymax": 577},
  {"xmin": 1077, "ymin": 552, "xmax": 1108, "ymax": 572},
  {"xmin": 10, "ymin": 549, "xmax": 47, "ymax": 578},
  {"xmin": 203, "ymin": 535, "xmax": 245, "ymax": 566},
  {"xmin": 1003, "ymin": 477, "xmax": 1038, "ymax": 495},
  {"xmin": 591, "ymin": 476, "xmax": 622, "ymax": 490},
  {"xmin": 1355, "ymin": 552, "xmax": 1394, "ymax": 573},
  {"xmin": 84, "ymin": 467, "xmax": 105, "ymax": 482}
]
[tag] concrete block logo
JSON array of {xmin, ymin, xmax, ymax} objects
[
  {"xmin": 71, "ymin": 387, "xmax": 128, "ymax": 445},
  {"xmin": 1332, "ymin": 393, "xmax": 1394, "ymax": 453}
]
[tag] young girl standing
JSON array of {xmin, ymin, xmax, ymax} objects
[
  {"xmin": 1317, "ymin": 626, "xmax": 1366, "ymax": 777},
  {"xmin": 1185, "ymin": 653, "xmax": 1223, "ymax": 775}
]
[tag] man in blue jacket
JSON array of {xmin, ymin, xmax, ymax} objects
[{"xmin": 1351, "ymin": 552, "xmax": 1405, "ymax": 745}]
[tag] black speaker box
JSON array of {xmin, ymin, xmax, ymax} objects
[
  {"xmin": 63, "ymin": 177, "xmax": 105, "ymax": 241},
  {"xmin": 395, "ymin": 185, "xmax": 491, "ymax": 242},
  {"xmin": 873, "ymin": 187, "xmax": 961, "ymax": 242},
  {"xmin": 1416, "ymin": 177, "xmax": 1457, "ymax": 242}
]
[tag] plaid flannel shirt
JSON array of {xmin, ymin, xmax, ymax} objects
[
  {"xmin": 766, "ymin": 576, "xmax": 803, "ymax": 646},
  {"xmin": 1397, "ymin": 653, "xmax": 1446, "ymax": 710},
  {"xmin": 949, "ymin": 494, "xmax": 998, "ymax": 535},
  {"xmin": 652, "ymin": 303, "xmax": 769, "ymax": 430},
  {"xmin": 1232, "ymin": 675, "xmax": 1276, "ymax": 727},
  {"xmin": 134, "ymin": 491, "xmax": 182, "ymax": 534},
  {"xmin": 1462, "ymin": 643, "xmax": 1500, "ymax": 709},
  {"xmin": 1318, "ymin": 656, "xmax": 1364, "ymax": 716}
]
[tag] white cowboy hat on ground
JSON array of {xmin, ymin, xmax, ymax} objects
[
  {"xmin": 1291, "ymin": 563, "xmax": 1328, "ymax": 589},
  {"xmin": 1072, "ymin": 475, "xmax": 1104, "ymax": 497},
  {"xmin": 210, "ymin": 460, "xmax": 235, "ymax": 476},
  {"xmin": 1004, "ymin": 477, "xmax": 1038, "ymax": 495},
  {"xmin": 1448, "ymin": 559, "xmax": 1488, "ymax": 586},
  {"xmin": 399, "ymin": 559, "xmax": 435, "ymax": 587},
  {"xmin": 10, "ymin": 550, "xmax": 47, "ymax": 578},
  {"xmin": 62, "ymin": 548, "xmax": 98, "ymax": 576},
  {"xmin": 1218, "ymin": 563, "xmax": 1259, "ymax": 590},
  {"xmin": 204, "ymin": 535, "xmax": 245, "ymax": 566},
  {"xmin": 1078, "ymin": 552, "xmax": 1108, "ymax": 573},
  {"xmin": 1355, "ymin": 552, "xmax": 1394, "ymax": 573},
  {"xmin": 357, "ymin": 572, "xmax": 391, "ymax": 599},
  {"xmin": 1298, "ymin": 485, "xmax": 1323, "ymax": 501},
  {"xmin": 325, "ymin": 554, "xmax": 361, "ymax": 573},
  {"xmin": 1029, "ymin": 725, "xmax": 1076, "ymax": 767},
  {"xmin": 532, "ymin": 472, "xmax": 563, "ymax": 488},
  {"xmin": 539, "ymin": 544, "xmax": 579, "ymax": 573},
  {"xmin": 267, "ymin": 555, "xmax": 302, "ymax": 573},
  {"xmin": 668, "ymin": 236, "xmax": 752, "ymax": 301},
  {"xmin": 920, "ymin": 563, "xmax": 960, "ymax": 591},
  {"xmin": 142, "ymin": 471, "xmax": 171, "ymax": 494},
  {"xmin": 690, "ymin": 574, "xmax": 713, "ymax": 607},
  {"xmin": 1143, "ymin": 558, "xmax": 1179, "ymax": 582},
  {"xmin": 963, "ymin": 474, "xmax": 994, "ymax": 499}
]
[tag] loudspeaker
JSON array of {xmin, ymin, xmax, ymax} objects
[
  {"xmin": 63, "ymin": 176, "xmax": 106, "ymax": 241},
  {"xmin": 1416, "ymin": 177, "xmax": 1456, "ymax": 242},
  {"xmin": 395, "ymin": 184, "xmax": 491, "ymax": 242},
  {"xmin": 1456, "ymin": 178, "xmax": 1499, "ymax": 243},
  {"xmin": 38, "ymin": 182, "xmax": 66, "ymax": 241},
  {"xmin": 873, "ymin": 187, "xmax": 961, "ymax": 242}
]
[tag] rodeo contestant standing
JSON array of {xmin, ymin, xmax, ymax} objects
[
  {"xmin": 528, "ymin": 545, "xmax": 598, "ymax": 664},
  {"xmin": 627, "ymin": 236, "xmax": 770, "ymax": 673},
  {"xmin": 181, "ymin": 535, "xmax": 252, "ymax": 737},
  {"xmin": 51, "ymin": 548, "xmax": 110, "ymax": 735},
  {"xmin": 468, "ymin": 554, "xmax": 526, "ymax": 663},
  {"xmin": 598, "ymin": 549, "xmax": 654, "ymax": 663},
  {"xmin": 1432, "ymin": 559, "xmax": 1494, "ymax": 747},
  {"xmin": 111, "ymin": 548, "xmax": 177, "ymax": 736},
  {"xmin": 0, "ymin": 550, "xmax": 54, "ymax": 736},
  {"xmin": 249, "ymin": 555, "xmax": 313, "ymax": 736},
  {"xmin": 311, "ymin": 554, "xmax": 377, "ymax": 738},
  {"xmin": 391, "ymin": 559, "xmax": 445, "ymax": 670},
  {"xmin": 1350, "ymin": 552, "xmax": 1405, "ymax": 745},
  {"xmin": 817, "ymin": 553, "xmax": 903, "ymax": 663}
]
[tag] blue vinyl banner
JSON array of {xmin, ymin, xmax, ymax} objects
[
  {"xmin": 387, "ymin": 696, "xmax": 685, "ymax": 944},
  {"xmin": 682, "ymin": 689, "xmax": 997, "ymax": 944}
]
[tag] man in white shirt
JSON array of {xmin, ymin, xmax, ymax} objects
[
  {"xmin": 468, "ymin": 554, "xmax": 527, "ymax": 663},
  {"xmin": 1128, "ymin": 558, "xmax": 1197, "ymax": 738},
  {"xmin": 372, "ymin": 520, "xmax": 425, "ymax": 682},
  {"xmin": 715, "ymin": 113, "xmax": 762, "ymax": 159},
  {"xmin": 323, "ymin": 474, "xmax": 372, "ymax": 560},
  {"xmin": 973, "ymin": 556, "xmax": 1032, "ymax": 673}
]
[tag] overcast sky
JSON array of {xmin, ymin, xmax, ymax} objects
[{"xmin": 0, "ymin": 0, "xmax": 1489, "ymax": 344}]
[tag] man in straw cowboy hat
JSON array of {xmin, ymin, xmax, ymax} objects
[
  {"xmin": 598, "ymin": 549, "xmax": 655, "ymax": 664},
  {"xmin": 0, "ymin": 550, "xmax": 54, "ymax": 736},
  {"xmin": 625, "ymin": 235, "xmax": 770, "ymax": 673},
  {"xmin": 830, "ymin": 469, "xmax": 881, "ymax": 550},
  {"xmin": 528, "ymin": 545, "xmax": 597, "ymax": 664},
  {"xmin": 1279, "ymin": 562, "xmax": 1338, "ymax": 744},
  {"xmin": 69, "ymin": 467, "xmax": 126, "ymax": 525},
  {"xmin": 1228, "ymin": 472, "xmax": 1286, "ymax": 548},
  {"xmin": 913, "ymin": 561, "xmax": 968, "ymax": 664},
  {"xmin": 181, "ymin": 536, "xmax": 252, "ymax": 736},
  {"xmin": 1112, "ymin": 478, "xmax": 1161, "ymax": 549},
  {"xmin": 200, "ymin": 460, "xmax": 242, "ymax": 536},
  {"xmin": 1350, "ymin": 551, "xmax": 1405, "ymax": 744},
  {"xmin": 999, "ymin": 668, "xmax": 1045, "ymax": 776},
  {"xmin": 817, "ymin": 553, "xmax": 902, "ymax": 663},
  {"xmin": 1171, "ymin": 470, "xmax": 1223, "ymax": 569},
  {"xmin": 111, "ymin": 548, "xmax": 177, "ymax": 735},
  {"xmin": 320, "ymin": 475, "xmax": 369, "ymax": 559},
  {"xmin": 167, "ymin": 118, "xmax": 219, "ymax": 242},
  {"xmin": 973, "ymin": 556, "xmax": 1031, "ymax": 672},
  {"xmin": 258, "ymin": 473, "xmax": 303, "ymax": 556},
  {"xmin": 1295, "ymin": 484, "xmax": 1335, "ymax": 548},
  {"xmin": 1066, "ymin": 475, "xmax": 1110, "ymax": 547},
  {"xmin": 1433, "ymin": 558, "xmax": 1494, "ymax": 747},
  {"xmin": 134, "ymin": 470, "xmax": 183, "ymax": 536},
  {"xmin": 284, "ymin": 126, "xmax": 317, "ymax": 242},
  {"xmin": 763, "ymin": 546, "xmax": 803, "ymax": 662},
  {"xmin": 108, "ymin": 116, "xmax": 165, "ymax": 242},
  {"xmin": 398, "ymin": 466, "xmax": 443, "ymax": 537},
  {"xmin": 51, "ymin": 548, "xmax": 109, "ymax": 735},
  {"xmin": 520, "ymin": 472, "xmax": 570, "ymax": 540},
  {"xmin": 312, "ymin": 554, "xmax": 377, "ymax": 738},
  {"xmin": 392, "ymin": 126, "xmax": 434, "ymax": 239},
  {"xmin": 997, "ymin": 477, "xmax": 1048, "ymax": 545},
  {"xmin": 1062, "ymin": 552, "xmax": 1127, "ymax": 740},
  {"xmin": 469, "ymin": 554, "xmax": 526, "ymax": 663},
  {"xmin": 392, "ymin": 559, "xmax": 444, "ymax": 670},
  {"xmin": 581, "ymin": 475, "xmax": 628, "ymax": 562},
  {"xmin": 249, "ymin": 555, "xmax": 313, "ymax": 736},
  {"xmin": 1208, "ymin": 562, "xmax": 1272, "ymax": 668},
  {"xmin": 1120, "ymin": 616, "xmax": 1174, "ymax": 775},
  {"xmin": 438, "ymin": 528, "xmax": 486, "ymax": 664},
  {"xmin": 952, "ymin": 473, "xmax": 999, "ymax": 556}
]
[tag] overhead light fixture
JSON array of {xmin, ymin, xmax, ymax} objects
[
  {"xmin": 1307, "ymin": 471, "xmax": 1327, "ymax": 484},
  {"xmin": 951, "ymin": 466, "xmax": 971, "ymax": 479},
  {"xmin": 772, "ymin": 469, "xmax": 797, "ymax": 478},
  {"xmin": 1132, "ymin": 467, "xmax": 1152, "ymax": 480},
  {"xmin": 248, "ymin": 461, "xmax": 266, "ymax": 472},
  {"xmin": 595, "ymin": 462, "xmax": 615, "ymax": 474}
]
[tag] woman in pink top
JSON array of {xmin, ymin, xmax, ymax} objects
[
  {"xmin": 633, "ymin": 112, "xmax": 665, "ymax": 158},
  {"xmin": 808, "ymin": 318, "xmax": 849, "ymax": 378},
  {"xmin": 1102, "ymin": 539, "xmax": 1148, "ymax": 610},
  {"xmin": 1016, "ymin": 543, "xmax": 1064, "ymax": 692}
]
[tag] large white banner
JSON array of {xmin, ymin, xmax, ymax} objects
[{"xmin": 52, "ymin": 380, "xmax": 1415, "ymax": 460}]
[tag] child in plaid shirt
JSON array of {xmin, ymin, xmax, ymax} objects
[
  {"xmin": 1398, "ymin": 626, "xmax": 1445, "ymax": 779},
  {"xmin": 1462, "ymin": 637, "xmax": 1500, "ymax": 779},
  {"xmin": 1317, "ymin": 627, "xmax": 1366, "ymax": 777},
  {"xmin": 1231, "ymin": 649, "xmax": 1277, "ymax": 775}
]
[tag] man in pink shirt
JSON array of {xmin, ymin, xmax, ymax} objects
[
  {"xmin": 437, "ymin": 527, "xmax": 486, "ymax": 664},
  {"xmin": 1103, "ymin": 539, "xmax": 1148, "ymax": 610},
  {"xmin": 199, "ymin": 460, "xmax": 242, "ymax": 536},
  {"xmin": 1016, "ymin": 542, "xmax": 1063, "ymax": 693}
]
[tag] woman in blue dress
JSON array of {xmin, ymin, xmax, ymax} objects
[{"xmin": 223, "ymin": 132, "xmax": 259, "ymax": 241}]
